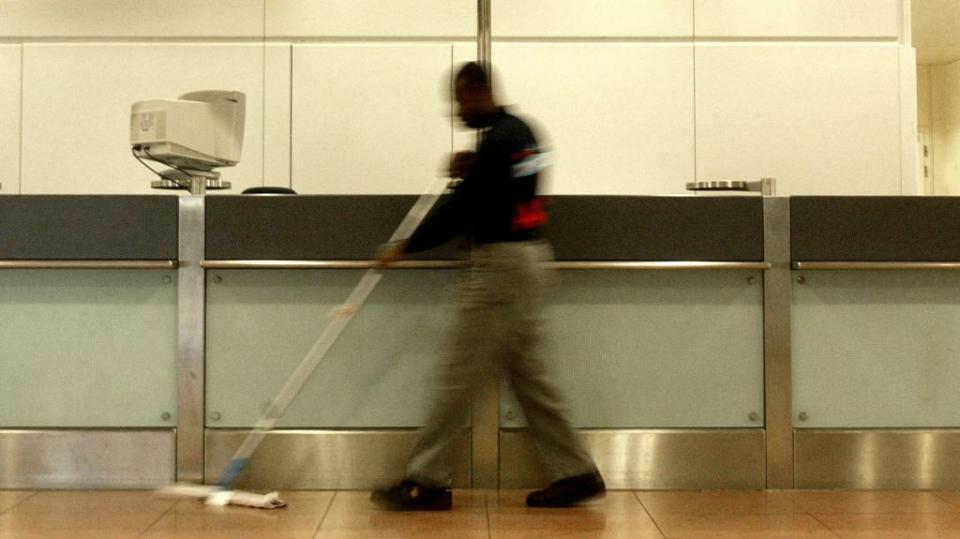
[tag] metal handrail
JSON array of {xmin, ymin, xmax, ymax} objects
[
  {"xmin": 202, "ymin": 260, "xmax": 468, "ymax": 270},
  {"xmin": 549, "ymin": 261, "xmax": 770, "ymax": 270},
  {"xmin": 0, "ymin": 260, "xmax": 178, "ymax": 269},
  {"xmin": 202, "ymin": 260, "xmax": 770, "ymax": 271},
  {"xmin": 793, "ymin": 262, "xmax": 960, "ymax": 271}
]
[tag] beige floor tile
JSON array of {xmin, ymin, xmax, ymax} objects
[
  {"xmin": 795, "ymin": 491, "xmax": 959, "ymax": 514},
  {"xmin": 654, "ymin": 513, "xmax": 839, "ymax": 539},
  {"xmin": 0, "ymin": 511, "xmax": 161, "ymax": 539},
  {"xmin": 141, "ymin": 491, "xmax": 334, "ymax": 539},
  {"xmin": 638, "ymin": 490, "xmax": 801, "ymax": 517},
  {"xmin": 0, "ymin": 490, "xmax": 175, "ymax": 539},
  {"xmin": 488, "ymin": 490, "xmax": 663, "ymax": 539},
  {"xmin": 0, "ymin": 491, "xmax": 36, "ymax": 513},
  {"xmin": 933, "ymin": 491, "xmax": 960, "ymax": 507},
  {"xmin": 12, "ymin": 490, "xmax": 175, "ymax": 515},
  {"xmin": 814, "ymin": 512, "xmax": 960, "ymax": 539},
  {"xmin": 314, "ymin": 489, "xmax": 488, "ymax": 539}
]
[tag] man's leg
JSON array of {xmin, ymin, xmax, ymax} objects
[
  {"xmin": 501, "ymin": 242, "xmax": 604, "ymax": 506},
  {"xmin": 405, "ymin": 301, "xmax": 500, "ymax": 487},
  {"xmin": 372, "ymin": 273, "xmax": 503, "ymax": 510},
  {"xmin": 504, "ymin": 327, "xmax": 597, "ymax": 483}
]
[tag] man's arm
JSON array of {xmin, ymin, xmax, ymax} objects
[{"xmin": 378, "ymin": 152, "xmax": 477, "ymax": 266}]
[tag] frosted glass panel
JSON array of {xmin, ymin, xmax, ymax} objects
[
  {"xmin": 206, "ymin": 270, "xmax": 460, "ymax": 428},
  {"xmin": 501, "ymin": 271, "xmax": 765, "ymax": 428},
  {"xmin": 0, "ymin": 270, "xmax": 177, "ymax": 427},
  {"xmin": 793, "ymin": 271, "xmax": 960, "ymax": 428}
]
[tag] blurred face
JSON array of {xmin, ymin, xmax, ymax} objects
[{"xmin": 454, "ymin": 80, "xmax": 487, "ymax": 129}]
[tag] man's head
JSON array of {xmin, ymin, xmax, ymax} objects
[{"xmin": 454, "ymin": 62, "xmax": 497, "ymax": 128}]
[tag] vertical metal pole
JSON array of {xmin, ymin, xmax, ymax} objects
[
  {"xmin": 763, "ymin": 197, "xmax": 794, "ymax": 488},
  {"xmin": 478, "ymin": 0, "xmax": 491, "ymax": 72},
  {"xmin": 760, "ymin": 177, "xmax": 776, "ymax": 197},
  {"xmin": 189, "ymin": 177, "xmax": 206, "ymax": 196},
  {"xmin": 471, "ymin": 0, "xmax": 499, "ymax": 490},
  {"xmin": 177, "ymin": 196, "xmax": 206, "ymax": 482}
]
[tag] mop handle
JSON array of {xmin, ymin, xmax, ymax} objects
[{"xmin": 216, "ymin": 179, "xmax": 448, "ymax": 488}]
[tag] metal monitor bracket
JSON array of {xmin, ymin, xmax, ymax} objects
[
  {"xmin": 686, "ymin": 177, "xmax": 776, "ymax": 196},
  {"xmin": 151, "ymin": 169, "xmax": 232, "ymax": 196}
]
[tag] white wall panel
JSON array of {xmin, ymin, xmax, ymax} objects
[
  {"xmin": 0, "ymin": 45, "xmax": 19, "ymax": 195},
  {"xmin": 918, "ymin": 65, "xmax": 931, "ymax": 129},
  {"xmin": 267, "ymin": 0, "xmax": 475, "ymax": 37},
  {"xmin": 493, "ymin": 43, "xmax": 695, "ymax": 195},
  {"xmin": 900, "ymin": 47, "xmax": 919, "ymax": 195},
  {"xmin": 291, "ymin": 44, "xmax": 454, "ymax": 194},
  {"xmin": 0, "ymin": 0, "xmax": 263, "ymax": 37},
  {"xmin": 931, "ymin": 60, "xmax": 960, "ymax": 195},
  {"xmin": 695, "ymin": 0, "xmax": 901, "ymax": 39},
  {"xmin": 264, "ymin": 43, "xmax": 292, "ymax": 189},
  {"xmin": 493, "ymin": 0, "xmax": 692, "ymax": 38},
  {"xmin": 21, "ymin": 44, "xmax": 264, "ymax": 194},
  {"xmin": 695, "ymin": 45, "xmax": 902, "ymax": 196}
]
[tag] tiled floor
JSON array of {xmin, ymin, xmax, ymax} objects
[{"xmin": 4, "ymin": 489, "xmax": 960, "ymax": 538}]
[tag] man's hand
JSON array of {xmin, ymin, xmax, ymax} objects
[
  {"xmin": 376, "ymin": 241, "xmax": 405, "ymax": 269},
  {"xmin": 448, "ymin": 151, "xmax": 476, "ymax": 179}
]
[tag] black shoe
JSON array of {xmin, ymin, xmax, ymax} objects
[
  {"xmin": 370, "ymin": 479, "xmax": 452, "ymax": 511},
  {"xmin": 526, "ymin": 470, "xmax": 606, "ymax": 508}
]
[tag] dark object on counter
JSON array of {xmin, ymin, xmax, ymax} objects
[{"xmin": 242, "ymin": 186, "xmax": 297, "ymax": 195}]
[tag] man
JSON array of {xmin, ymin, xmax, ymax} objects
[{"xmin": 372, "ymin": 62, "xmax": 605, "ymax": 510}]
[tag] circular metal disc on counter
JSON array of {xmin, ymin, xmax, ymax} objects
[{"xmin": 686, "ymin": 180, "xmax": 749, "ymax": 191}]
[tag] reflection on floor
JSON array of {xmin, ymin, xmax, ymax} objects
[{"xmin": 4, "ymin": 489, "xmax": 960, "ymax": 538}]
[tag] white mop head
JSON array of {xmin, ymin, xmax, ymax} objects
[{"xmin": 156, "ymin": 482, "xmax": 286, "ymax": 509}]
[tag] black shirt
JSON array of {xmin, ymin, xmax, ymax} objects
[{"xmin": 405, "ymin": 108, "xmax": 548, "ymax": 254}]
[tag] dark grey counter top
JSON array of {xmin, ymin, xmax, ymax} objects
[
  {"xmin": 205, "ymin": 195, "xmax": 465, "ymax": 261},
  {"xmin": 17, "ymin": 194, "xmax": 957, "ymax": 264},
  {"xmin": 791, "ymin": 197, "xmax": 960, "ymax": 262},
  {"xmin": 547, "ymin": 196, "xmax": 763, "ymax": 261},
  {"xmin": 205, "ymin": 195, "xmax": 765, "ymax": 262},
  {"xmin": 0, "ymin": 196, "xmax": 178, "ymax": 260}
]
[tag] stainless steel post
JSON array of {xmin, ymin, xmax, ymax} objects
[
  {"xmin": 763, "ymin": 197, "xmax": 793, "ymax": 487},
  {"xmin": 471, "ymin": 0, "xmax": 499, "ymax": 490},
  {"xmin": 478, "ymin": 0, "xmax": 491, "ymax": 71},
  {"xmin": 177, "ymin": 196, "xmax": 206, "ymax": 482}
]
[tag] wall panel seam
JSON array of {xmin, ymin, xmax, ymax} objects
[
  {"xmin": 1, "ymin": 38, "xmax": 900, "ymax": 45},
  {"xmin": 261, "ymin": 0, "xmax": 266, "ymax": 188},
  {"xmin": 0, "ymin": 37, "xmax": 478, "ymax": 44},
  {"xmin": 18, "ymin": 43, "xmax": 22, "ymax": 194},
  {"xmin": 288, "ymin": 43, "xmax": 293, "ymax": 189},
  {"xmin": 898, "ymin": 48, "xmax": 903, "ymax": 195},
  {"xmin": 692, "ymin": 0, "xmax": 696, "ymax": 182}
]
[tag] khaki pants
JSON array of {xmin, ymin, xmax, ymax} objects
[{"xmin": 406, "ymin": 240, "xmax": 597, "ymax": 488}]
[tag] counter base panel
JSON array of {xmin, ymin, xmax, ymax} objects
[
  {"xmin": 501, "ymin": 429, "xmax": 766, "ymax": 489},
  {"xmin": 204, "ymin": 429, "xmax": 471, "ymax": 489},
  {"xmin": 0, "ymin": 429, "xmax": 174, "ymax": 489},
  {"xmin": 796, "ymin": 429, "xmax": 960, "ymax": 489}
]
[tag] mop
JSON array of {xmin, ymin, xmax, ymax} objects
[{"xmin": 158, "ymin": 179, "xmax": 446, "ymax": 509}]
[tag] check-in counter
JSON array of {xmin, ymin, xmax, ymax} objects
[
  {"xmin": 202, "ymin": 195, "xmax": 769, "ymax": 490},
  {"xmin": 0, "ymin": 196, "xmax": 179, "ymax": 488},
  {"xmin": 11, "ymin": 194, "xmax": 958, "ymax": 491},
  {"xmin": 791, "ymin": 197, "xmax": 960, "ymax": 489},
  {"xmin": 504, "ymin": 196, "xmax": 769, "ymax": 489},
  {"xmin": 203, "ymin": 196, "xmax": 471, "ymax": 488}
]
